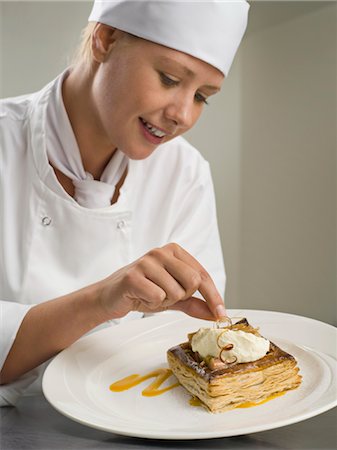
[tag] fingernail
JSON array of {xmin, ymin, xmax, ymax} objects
[{"xmin": 215, "ymin": 304, "xmax": 227, "ymax": 319}]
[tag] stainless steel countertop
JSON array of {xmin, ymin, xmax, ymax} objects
[{"xmin": 1, "ymin": 395, "xmax": 336, "ymax": 450}]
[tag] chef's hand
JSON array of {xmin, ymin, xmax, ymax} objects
[
  {"xmin": 0, "ymin": 243, "xmax": 226, "ymax": 385},
  {"xmin": 97, "ymin": 243, "xmax": 226, "ymax": 321}
]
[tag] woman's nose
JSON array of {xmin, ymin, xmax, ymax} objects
[{"xmin": 164, "ymin": 95, "xmax": 195, "ymax": 130}]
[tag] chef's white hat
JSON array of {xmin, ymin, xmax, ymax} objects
[{"xmin": 88, "ymin": 0, "xmax": 249, "ymax": 76}]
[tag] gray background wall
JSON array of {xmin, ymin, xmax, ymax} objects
[{"xmin": 1, "ymin": 1, "xmax": 336, "ymax": 324}]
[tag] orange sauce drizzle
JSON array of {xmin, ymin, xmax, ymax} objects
[
  {"xmin": 189, "ymin": 391, "xmax": 286, "ymax": 409},
  {"xmin": 236, "ymin": 390, "xmax": 286, "ymax": 408},
  {"xmin": 189, "ymin": 396, "xmax": 203, "ymax": 407},
  {"xmin": 109, "ymin": 368, "xmax": 180, "ymax": 397}
]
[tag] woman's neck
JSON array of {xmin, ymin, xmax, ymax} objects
[{"xmin": 62, "ymin": 66, "xmax": 117, "ymax": 180}]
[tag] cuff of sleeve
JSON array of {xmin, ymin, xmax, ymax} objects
[{"xmin": 0, "ymin": 301, "xmax": 36, "ymax": 371}]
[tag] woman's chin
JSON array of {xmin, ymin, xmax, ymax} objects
[{"xmin": 122, "ymin": 145, "xmax": 159, "ymax": 160}]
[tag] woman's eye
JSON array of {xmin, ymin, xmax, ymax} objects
[
  {"xmin": 160, "ymin": 72, "xmax": 179, "ymax": 87},
  {"xmin": 195, "ymin": 92, "xmax": 209, "ymax": 105},
  {"xmin": 159, "ymin": 72, "xmax": 208, "ymax": 105}
]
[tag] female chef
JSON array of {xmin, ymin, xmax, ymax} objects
[{"xmin": 0, "ymin": 0, "xmax": 249, "ymax": 405}]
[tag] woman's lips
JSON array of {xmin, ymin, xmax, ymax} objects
[{"xmin": 139, "ymin": 118, "xmax": 165, "ymax": 145}]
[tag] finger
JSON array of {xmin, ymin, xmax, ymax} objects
[
  {"xmin": 160, "ymin": 256, "xmax": 201, "ymax": 300},
  {"xmin": 168, "ymin": 244, "xmax": 226, "ymax": 319},
  {"xmin": 128, "ymin": 272, "xmax": 167, "ymax": 311},
  {"xmin": 170, "ymin": 297, "xmax": 215, "ymax": 321},
  {"xmin": 143, "ymin": 260, "xmax": 186, "ymax": 306}
]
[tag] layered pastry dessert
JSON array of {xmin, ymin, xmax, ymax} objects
[{"xmin": 167, "ymin": 318, "xmax": 302, "ymax": 413}]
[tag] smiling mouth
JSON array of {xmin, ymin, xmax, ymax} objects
[{"xmin": 140, "ymin": 118, "xmax": 167, "ymax": 138}]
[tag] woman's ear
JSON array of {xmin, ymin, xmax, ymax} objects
[{"xmin": 91, "ymin": 23, "xmax": 118, "ymax": 62}]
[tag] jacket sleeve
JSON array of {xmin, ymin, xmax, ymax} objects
[
  {"xmin": 166, "ymin": 160, "xmax": 226, "ymax": 299},
  {"xmin": 0, "ymin": 301, "xmax": 40, "ymax": 406}
]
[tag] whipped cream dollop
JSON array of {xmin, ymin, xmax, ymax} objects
[{"xmin": 191, "ymin": 328, "xmax": 270, "ymax": 363}]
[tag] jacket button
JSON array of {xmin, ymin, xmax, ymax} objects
[
  {"xmin": 117, "ymin": 220, "xmax": 125, "ymax": 229},
  {"xmin": 41, "ymin": 216, "xmax": 52, "ymax": 226}
]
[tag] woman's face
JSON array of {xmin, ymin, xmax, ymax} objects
[{"xmin": 91, "ymin": 31, "xmax": 224, "ymax": 160}]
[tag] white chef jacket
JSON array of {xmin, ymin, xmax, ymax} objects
[{"xmin": 0, "ymin": 73, "xmax": 225, "ymax": 406}]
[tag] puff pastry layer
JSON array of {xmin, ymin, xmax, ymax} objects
[{"xmin": 167, "ymin": 319, "xmax": 302, "ymax": 413}]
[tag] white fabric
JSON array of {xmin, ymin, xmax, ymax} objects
[
  {"xmin": 0, "ymin": 301, "xmax": 38, "ymax": 406},
  {"xmin": 89, "ymin": 0, "xmax": 250, "ymax": 76},
  {"xmin": 0, "ymin": 302, "xmax": 34, "ymax": 370},
  {"xmin": 0, "ymin": 73, "xmax": 225, "ymax": 405},
  {"xmin": 46, "ymin": 72, "xmax": 128, "ymax": 208}
]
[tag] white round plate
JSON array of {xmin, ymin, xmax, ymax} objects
[{"xmin": 42, "ymin": 309, "xmax": 337, "ymax": 440}]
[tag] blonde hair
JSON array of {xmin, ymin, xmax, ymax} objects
[
  {"xmin": 71, "ymin": 22, "xmax": 138, "ymax": 69},
  {"xmin": 71, "ymin": 22, "xmax": 97, "ymax": 69}
]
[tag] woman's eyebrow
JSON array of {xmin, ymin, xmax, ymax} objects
[
  {"xmin": 156, "ymin": 56, "xmax": 194, "ymax": 76},
  {"xmin": 203, "ymin": 84, "xmax": 221, "ymax": 93},
  {"xmin": 156, "ymin": 56, "xmax": 221, "ymax": 92}
]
